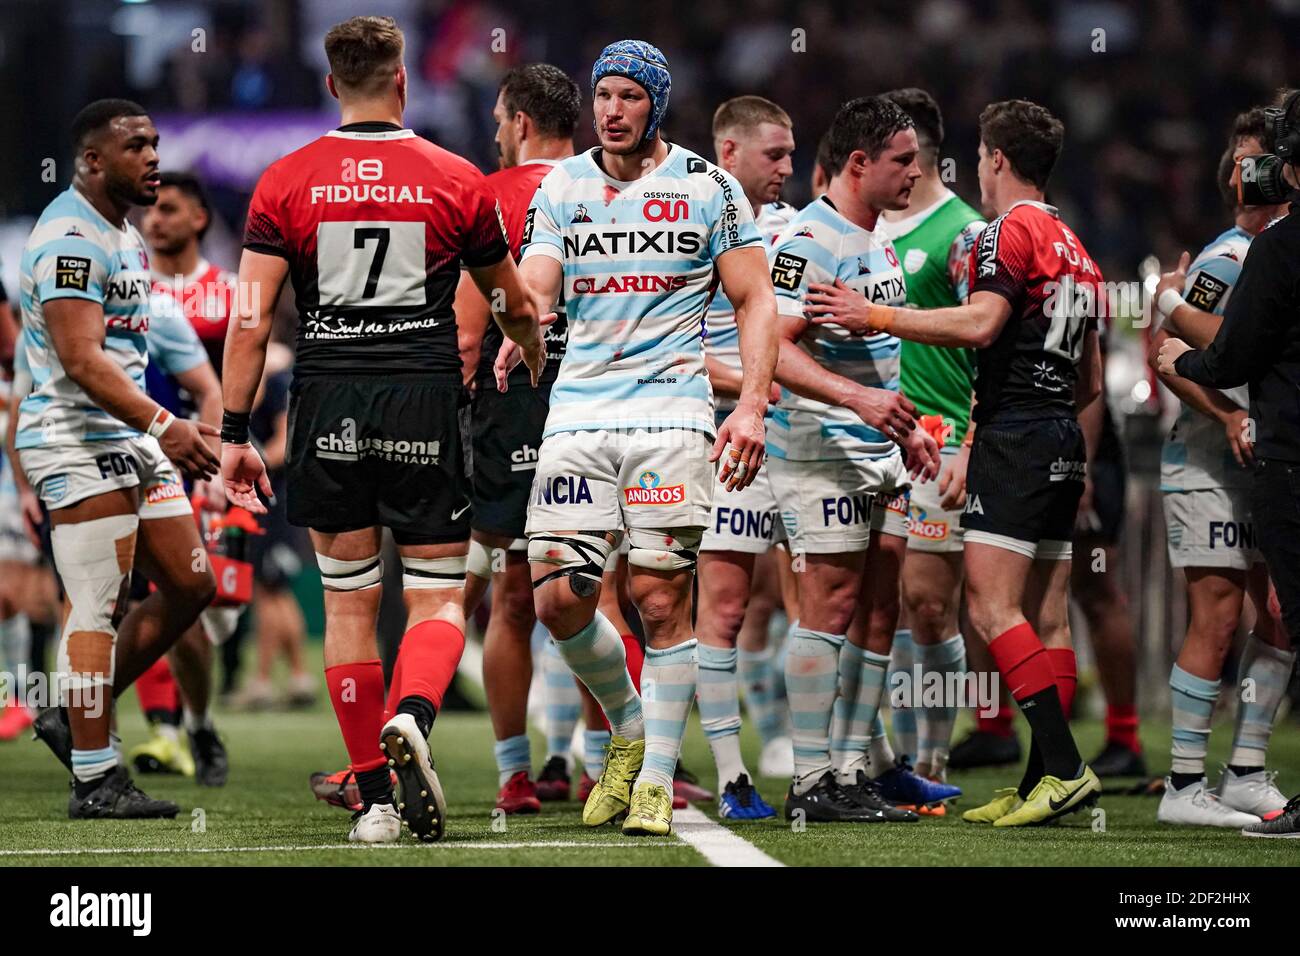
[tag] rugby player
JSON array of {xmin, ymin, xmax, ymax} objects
[
  {"xmin": 0, "ymin": 288, "xmax": 42, "ymax": 740},
  {"xmin": 1071, "ymin": 324, "xmax": 1145, "ymax": 778},
  {"xmin": 505, "ymin": 40, "xmax": 778, "ymax": 836},
  {"xmin": 144, "ymin": 172, "xmax": 236, "ymax": 374},
  {"xmin": 767, "ymin": 96, "xmax": 942, "ymax": 824},
  {"xmin": 124, "ymin": 289, "xmax": 230, "ymax": 785},
  {"xmin": 695, "ymin": 94, "xmax": 795, "ymax": 819},
  {"xmin": 876, "ymin": 88, "xmax": 985, "ymax": 801},
  {"xmin": 220, "ymin": 16, "xmax": 544, "ymax": 843},
  {"xmin": 1147, "ymin": 108, "xmax": 1294, "ymax": 826},
  {"xmin": 454, "ymin": 62, "xmax": 580, "ymax": 815},
  {"xmin": 18, "ymin": 98, "xmax": 221, "ymax": 818},
  {"xmin": 810, "ymin": 99, "xmax": 1105, "ymax": 826}
]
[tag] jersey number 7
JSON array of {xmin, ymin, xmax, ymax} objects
[{"xmin": 317, "ymin": 220, "xmax": 427, "ymax": 308}]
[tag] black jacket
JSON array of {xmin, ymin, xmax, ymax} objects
[{"xmin": 1176, "ymin": 205, "xmax": 1300, "ymax": 462}]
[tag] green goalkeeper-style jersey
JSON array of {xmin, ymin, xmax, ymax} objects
[{"xmin": 882, "ymin": 189, "xmax": 986, "ymax": 446}]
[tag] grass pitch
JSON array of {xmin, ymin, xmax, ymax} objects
[{"xmin": 1, "ymin": 667, "xmax": 1297, "ymax": 867}]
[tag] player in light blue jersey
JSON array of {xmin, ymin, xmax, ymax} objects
[
  {"xmin": 1149, "ymin": 111, "xmax": 1294, "ymax": 828},
  {"xmin": 18, "ymin": 99, "xmax": 221, "ymax": 821},
  {"xmin": 766, "ymin": 96, "xmax": 940, "ymax": 823},
  {"xmin": 507, "ymin": 40, "xmax": 779, "ymax": 836},
  {"xmin": 694, "ymin": 95, "xmax": 796, "ymax": 819}
]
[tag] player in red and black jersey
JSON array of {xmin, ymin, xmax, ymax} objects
[
  {"xmin": 803, "ymin": 99, "xmax": 1104, "ymax": 826},
  {"xmin": 452, "ymin": 63, "xmax": 578, "ymax": 815},
  {"xmin": 143, "ymin": 172, "xmax": 237, "ymax": 375},
  {"xmin": 219, "ymin": 16, "xmax": 545, "ymax": 844}
]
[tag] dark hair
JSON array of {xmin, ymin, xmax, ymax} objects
[
  {"xmin": 978, "ymin": 99, "xmax": 1064, "ymax": 190},
  {"xmin": 324, "ymin": 16, "xmax": 404, "ymax": 96},
  {"xmin": 1217, "ymin": 107, "xmax": 1270, "ymax": 207},
  {"xmin": 822, "ymin": 96, "xmax": 915, "ymax": 176},
  {"xmin": 884, "ymin": 88, "xmax": 943, "ymax": 161},
  {"xmin": 158, "ymin": 170, "xmax": 212, "ymax": 239},
  {"xmin": 814, "ymin": 130, "xmax": 834, "ymax": 181},
  {"xmin": 500, "ymin": 63, "xmax": 581, "ymax": 140},
  {"xmin": 71, "ymin": 98, "xmax": 149, "ymax": 154}
]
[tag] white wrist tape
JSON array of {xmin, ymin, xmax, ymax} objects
[
  {"xmin": 1157, "ymin": 289, "xmax": 1186, "ymax": 318},
  {"xmin": 147, "ymin": 407, "xmax": 175, "ymax": 439}
]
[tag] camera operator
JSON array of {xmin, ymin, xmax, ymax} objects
[{"xmin": 1157, "ymin": 89, "xmax": 1300, "ymax": 838}]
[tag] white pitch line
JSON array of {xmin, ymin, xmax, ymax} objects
[
  {"xmin": 0, "ymin": 841, "xmax": 682, "ymax": 858},
  {"xmin": 672, "ymin": 806, "xmax": 785, "ymax": 867}
]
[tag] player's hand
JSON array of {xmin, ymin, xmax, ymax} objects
[
  {"xmin": 495, "ymin": 308, "xmax": 557, "ymax": 392},
  {"xmin": 160, "ymin": 420, "xmax": 221, "ymax": 482},
  {"xmin": 1155, "ymin": 251, "xmax": 1191, "ymax": 320},
  {"xmin": 847, "ymin": 386, "xmax": 917, "ymax": 442},
  {"xmin": 900, "ymin": 427, "xmax": 941, "ymax": 482},
  {"xmin": 711, "ymin": 400, "xmax": 766, "ymax": 492},
  {"xmin": 194, "ymin": 473, "xmax": 226, "ymax": 513},
  {"xmin": 494, "ymin": 339, "xmax": 520, "ymax": 392},
  {"xmin": 1224, "ymin": 407, "xmax": 1256, "ymax": 468},
  {"xmin": 1156, "ymin": 336, "xmax": 1193, "ymax": 377},
  {"xmin": 1075, "ymin": 476, "xmax": 1101, "ymax": 535},
  {"xmin": 18, "ymin": 486, "xmax": 44, "ymax": 548},
  {"xmin": 221, "ymin": 441, "xmax": 273, "ymax": 515},
  {"xmin": 520, "ymin": 330, "xmax": 546, "ymax": 388},
  {"xmin": 938, "ymin": 443, "xmax": 970, "ymax": 511},
  {"xmin": 804, "ymin": 279, "xmax": 892, "ymax": 335}
]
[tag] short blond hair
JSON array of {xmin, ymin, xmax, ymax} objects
[
  {"xmin": 712, "ymin": 95, "xmax": 792, "ymax": 141},
  {"xmin": 324, "ymin": 16, "xmax": 405, "ymax": 97}
]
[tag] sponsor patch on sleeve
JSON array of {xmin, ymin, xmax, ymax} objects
[
  {"xmin": 54, "ymin": 256, "xmax": 91, "ymax": 292},
  {"xmin": 687, "ymin": 158, "xmax": 706, "ymax": 174},
  {"xmin": 522, "ymin": 207, "xmax": 536, "ymax": 245},
  {"xmin": 1186, "ymin": 271, "xmax": 1229, "ymax": 312},
  {"xmin": 771, "ymin": 252, "xmax": 807, "ymax": 292}
]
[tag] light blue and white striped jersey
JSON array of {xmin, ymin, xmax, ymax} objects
[
  {"xmin": 17, "ymin": 186, "xmax": 153, "ymax": 449},
  {"xmin": 1160, "ymin": 225, "xmax": 1253, "ymax": 492},
  {"xmin": 521, "ymin": 144, "xmax": 762, "ymax": 437},
  {"xmin": 146, "ymin": 289, "xmax": 208, "ymax": 377},
  {"xmin": 704, "ymin": 200, "xmax": 796, "ymax": 414},
  {"xmin": 766, "ymin": 196, "xmax": 907, "ymax": 461}
]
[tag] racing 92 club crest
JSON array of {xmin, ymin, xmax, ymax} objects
[{"xmin": 623, "ymin": 469, "xmax": 685, "ymax": 505}]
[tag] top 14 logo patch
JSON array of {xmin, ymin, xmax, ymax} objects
[{"xmin": 624, "ymin": 470, "xmax": 685, "ymax": 506}]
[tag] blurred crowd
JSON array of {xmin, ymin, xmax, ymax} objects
[{"xmin": 2, "ymin": 0, "xmax": 1297, "ymax": 284}]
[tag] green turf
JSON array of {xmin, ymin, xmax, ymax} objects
[{"xmin": 1, "ymin": 666, "xmax": 1297, "ymax": 866}]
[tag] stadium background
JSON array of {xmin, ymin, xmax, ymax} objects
[
  {"xmin": 1, "ymin": 0, "xmax": 1298, "ymax": 716},
  {"xmin": 0, "ymin": 0, "xmax": 1298, "ymax": 867}
]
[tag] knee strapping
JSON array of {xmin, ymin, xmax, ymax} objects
[
  {"xmin": 626, "ymin": 527, "xmax": 702, "ymax": 573},
  {"xmin": 528, "ymin": 533, "xmax": 615, "ymax": 595},
  {"xmin": 401, "ymin": 554, "xmax": 467, "ymax": 590},
  {"xmin": 316, "ymin": 553, "xmax": 383, "ymax": 591},
  {"xmin": 466, "ymin": 539, "xmax": 493, "ymax": 580},
  {"xmin": 52, "ymin": 513, "xmax": 139, "ymax": 691}
]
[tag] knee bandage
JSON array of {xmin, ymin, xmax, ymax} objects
[
  {"xmin": 466, "ymin": 539, "xmax": 493, "ymax": 580},
  {"xmin": 316, "ymin": 553, "xmax": 383, "ymax": 591},
  {"xmin": 401, "ymin": 554, "xmax": 467, "ymax": 590},
  {"xmin": 51, "ymin": 513, "xmax": 139, "ymax": 694},
  {"xmin": 528, "ymin": 533, "xmax": 616, "ymax": 597},
  {"xmin": 200, "ymin": 605, "xmax": 243, "ymax": 645},
  {"xmin": 626, "ymin": 527, "xmax": 702, "ymax": 573}
]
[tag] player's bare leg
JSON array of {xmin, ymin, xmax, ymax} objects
[
  {"xmin": 376, "ymin": 537, "xmax": 469, "ymax": 842},
  {"xmin": 737, "ymin": 549, "xmax": 793, "ymax": 777},
  {"xmin": 1072, "ymin": 542, "xmax": 1145, "ymax": 775},
  {"xmin": 479, "ymin": 535, "xmax": 542, "ymax": 814},
  {"xmin": 962, "ymin": 542, "xmax": 1095, "ymax": 825},
  {"xmin": 696, "ymin": 549, "xmax": 774, "ymax": 815},
  {"xmin": 310, "ymin": 527, "xmax": 397, "ymax": 841},
  {"xmin": 842, "ymin": 530, "xmax": 941, "ymax": 815},
  {"xmin": 1159, "ymin": 564, "xmax": 1293, "ymax": 825},
  {"xmin": 532, "ymin": 531, "xmax": 646, "ymax": 827},
  {"xmin": 900, "ymin": 549, "xmax": 965, "ymax": 778}
]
